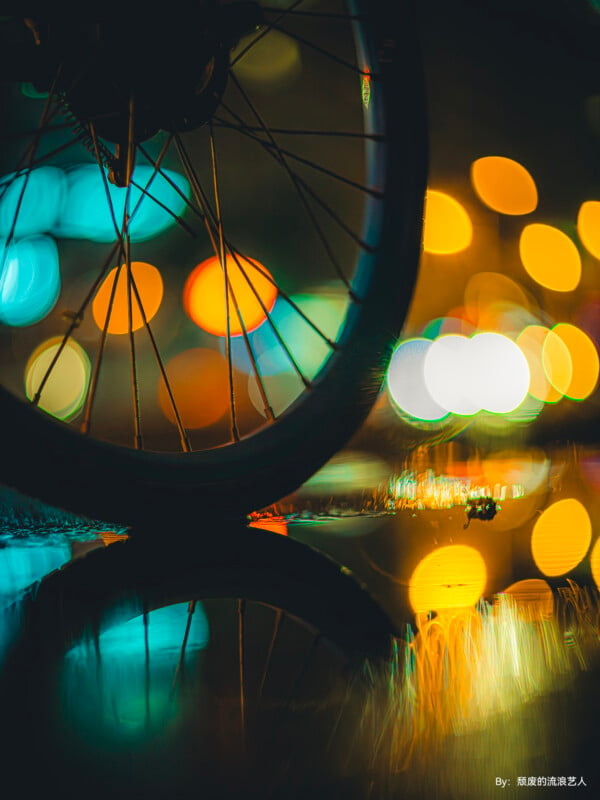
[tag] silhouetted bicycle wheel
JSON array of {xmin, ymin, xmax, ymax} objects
[
  {"xmin": 1, "ymin": 525, "xmax": 396, "ymax": 798},
  {"xmin": 0, "ymin": 2, "xmax": 426, "ymax": 527}
]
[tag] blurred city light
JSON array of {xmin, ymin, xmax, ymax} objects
[
  {"xmin": 54, "ymin": 164, "xmax": 190, "ymax": 242},
  {"xmin": 422, "ymin": 189, "xmax": 472, "ymax": 254},
  {"xmin": 0, "ymin": 166, "xmax": 66, "ymax": 237},
  {"xmin": 25, "ymin": 337, "xmax": 91, "ymax": 420},
  {"xmin": 158, "ymin": 348, "xmax": 229, "ymax": 429},
  {"xmin": 409, "ymin": 545, "xmax": 487, "ymax": 614},
  {"xmin": 519, "ymin": 223, "xmax": 581, "ymax": 292},
  {"xmin": 470, "ymin": 156, "xmax": 538, "ymax": 215},
  {"xmin": 184, "ymin": 254, "xmax": 277, "ymax": 337},
  {"xmin": 0, "ymin": 234, "xmax": 60, "ymax": 326},
  {"xmin": 92, "ymin": 261, "xmax": 163, "ymax": 335},
  {"xmin": 531, "ymin": 498, "xmax": 592, "ymax": 577}
]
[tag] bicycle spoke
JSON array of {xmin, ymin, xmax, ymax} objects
[
  {"xmin": 80, "ymin": 259, "xmax": 124, "ymax": 436},
  {"xmin": 170, "ymin": 600, "xmax": 197, "ymax": 700},
  {"xmin": 209, "ymin": 123, "xmax": 240, "ymax": 443},
  {"xmin": 212, "ymin": 119, "xmax": 382, "ymax": 141},
  {"xmin": 30, "ymin": 241, "xmax": 120, "ymax": 407},
  {"xmin": 137, "ymin": 141, "xmax": 206, "ymax": 227},
  {"xmin": 267, "ymin": 20, "xmax": 373, "ymax": 77},
  {"xmin": 230, "ymin": 0, "xmax": 306, "ymax": 69},
  {"xmin": 129, "ymin": 262, "xmax": 192, "ymax": 451},
  {"xmin": 214, "ymin": 110, "xmax": 375, "ymax": 255},
  {"xmin": 173, "ymin": 140, "xmax": 336, "ymax": 389},
  {"xmin": 219, "ymin": 98, "xmax": 380, "ymax": 198},
  {"xmin": 257, "ymin": 607, "xmax": 283, "ymax": 705},
  {"xmin": 125, "ymin": 226, "xmax": 143, "ymax": 450}
]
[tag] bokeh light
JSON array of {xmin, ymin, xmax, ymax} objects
[
  {"xmin": 92, "ymin": 261, "xmax": 163, "ymax": 335},
  {"xmin": 463, "ymin": 272, "xmax": 533, "ymax": 333},
  {"xmin": 577, "ymin": 200, "xmax": 600, "ymax": 259},
  {"xmin": 54, "ymin": 164, "xmax": 190, "ymax": 242},
  {"xmin": 0, "ymin": 235, "xmax": 60, "ymax": 326},
  {"xmin": 551, "ymin": 323, "xmax": 599, "ymax": 400},
  {"xmin": 541, "ymin": 327, "xmax": 573, "ymax": 397},
  {"xmin": 468, "ymin": 332, "xmax": 530, "ymax": 413},
  {"xmin": 232, "ymin": 29, "xmax": 301, "ymax": 87},
  {"xmin": 470, "ymin": 156, "xmax": 538, "ymax": 215},
  {"xmin": 501, "ymin": 579, "xmax": 553, "ymax": 619},
  {"xmin": 409, "ymin": 545, "xmax": 487, "ymax": 614},
  {"xmin": 0, "ymin": 166, "xmax": 66, "ymax": 237},
  {"xmin": 519, "ymin": 224, "xmax": 581, "ymax": 292},
  {"xmin": 531, "ymin": 498, "xmax": 592, "ymax": 577},
  {"xmin": 64, "ymin": 602, "xmax": 209, "ymax": 740},
  {"xmin": 248, "ymin": 363, "xmax": 303, "ymax": 418},
  {"xmin": 423, "ymin": 334, "xmax": 479, "ymax": 415},
  {"xmin": 591, "ymin": 537, "xmax": 600, "ymax": 591},
  {"xmin": 184, "ymin": 254, "xmax": 277, "ymax": 337},
  {"xmin": 387, "ymin": 338, "xmax": 449, "ymax": 422},
  {"xmin": 422, "ymin": 190, "xmax": 472, "ymax": 254},
  {"xmin": 298, "ymin": 450, "xmax": 389, "ymax": 495},
  {"xmin": 158, "ymin": 348, "xmax": 229, "ymax": 429},
  {"xmin": 516, "ymin": 326, "xmax": 565, "ymax": 403},
  {"xmin": 25, "ymin": 337, "xmax": 91, "ymax": 420}
]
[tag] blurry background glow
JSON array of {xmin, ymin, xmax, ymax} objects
[
  {"xmin": 468, "ymin": 333, "xmax": 529, "ymax": 413},
  {"xmin": 54, "ymin": 164, "xmax": 190, "ymax": 242},
  {"xmin": 501, "ymin": 579, "xmax": 554, "ymax": 619},
  {"xmin": 576, "ymin": 200, "xmax": 600, "ymax": 259},
  {"xmin": 25, "ymin": 337, "xmax": 91, "ymax": 420},
  {"xmin": 247, "ymin": 291, "xmax": 349, "ymax": 416},
  {"xmin": 409, "ymin": 545, "xmax": 487, "ymax": 614},
  {"xmin": 423, "ymin": 334, "xmax": 480, "ymax": 416},
  {"xmin": 551, "ymin": 323, "xmax": 599, "ymax": 401},
  {"xmin": 0, "ymin": 235, "xmax": 60, "ymax": 326},
  {"xmin": 92, "ymin": 261, "xmax": 164, "ymax": 335},
  {"xmin": 517, "ymin": 326, "xmax": 566, "ymax": 404},
  {"xmin": 422, "ymin": 190, "xmax": 472, "ymax": 254},
  {"xmin": 0, "ymin": 543, "xmax": 71, "ymax": 597},
  {"xmin": 591, "ymin": 537, "xmax": 600, "ymax": 591},
  {"xmin": 519, "ymin": 224, "xmax": 581, "ymax": 292},
  {"xmin": 387, "ymin": 338, "xmax": 449, "ymax": 422},
  {"xmin": 470, "ymin": 156, "xmax": 538, "ymax": 215},
  {"xmin": 531, "ymin": 498, "xmax": 592, "ymax": 577},
  {"xmin": 158, "ymin": 348, "xmax": 229, "ymax": 429},
  {"xmin": 64, "ymin": 602, "xmax": 209, "ymax": 740},
  {"xmin": 232, "ymin": 29, "xmax": 301, "ymax": 88},
  {"xmin": 183, "ymin": 254, "xmax": 277, "ymax": 337},
  {"xmin": 0, "ymin": 166, "xmax": 66, "ymax": 237}
]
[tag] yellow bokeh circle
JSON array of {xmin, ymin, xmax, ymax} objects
[
  {"xmin": 409, "ymin": 545, "xmax": 487, "ymax": 614},
  {"xmin": 422, "ymin": 190, "xmax": 472, "ymax": 254},
  {"xmin": 552, "ymin": 323, "xmax": 599, "ymax": 400},
  {"xmin": 25, "ymin": 337, "xmax": 91, "ymax": 420},
  {"xmin": 470, "ymin": 156, "xmax": 537, "ymax": 215},
  {"xmin": 577, "ymin": 200, "xmax": 600, "ymax": 259},
  {"xmin": 531, "ymin": 498, "xmax": 592, "ymax": 577},
  {"xmin": 519, "ymin": 224, "xmax": 581, "ymax": 292}
]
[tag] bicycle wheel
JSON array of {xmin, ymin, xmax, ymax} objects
[
  {"xmin": 1, "ymin": 525, "xmax": 395, "ymax": 798},
  {"xmin": 0, "ymin": 3, "xmax": 427, "ymax": 527}
]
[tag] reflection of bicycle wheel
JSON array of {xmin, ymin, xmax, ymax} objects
[
  {"xmin": 2, "ymin": 526, "xmax": 395, "ymax": 797},
  {"xmin": 0, "ymin": 3, "xmax": 426, "ymax": 526}
]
